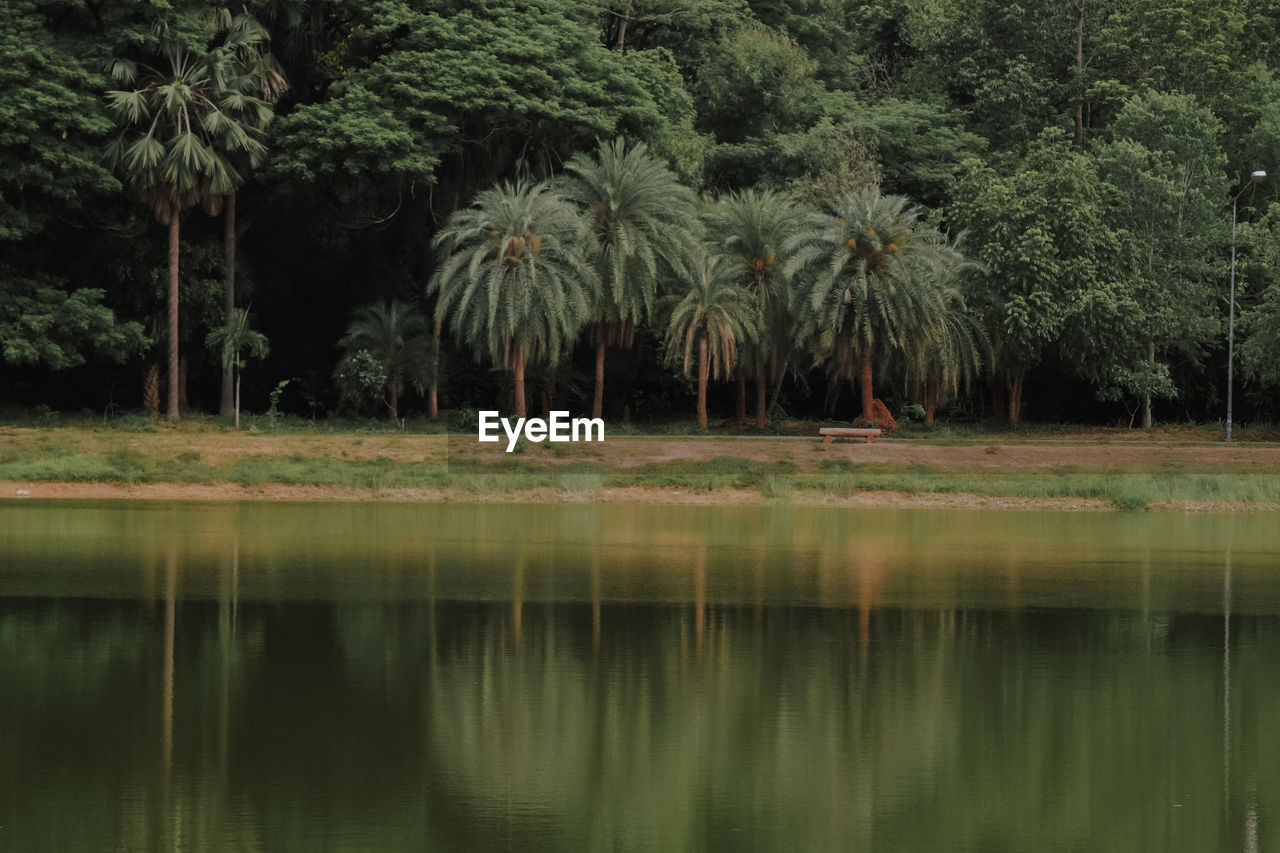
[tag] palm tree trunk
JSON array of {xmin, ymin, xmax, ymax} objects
[
  {"xmin": 924, "ymin": 377, "xmax": 938, "ymax": 428},
  {"xmin": 755, "ymin": 370, "xmax": 767, "ymax": 429},
  {"xmin": 428, "ymin": 318, "xmax": 441, "ymax": 417},
  {"xmin": 220, "ymin": 192, "xmax": 236, "ymax": 417},
  {"xmin": 593, "ymin": 339, "xmax": 606, "ymax": 420},
  {"xmin": 514, "ymin": 352, "xmax": 527, "ymax": 418},
  {"xmin": 859, "ymin": 349, "xmax": 875, "ymax": 423},
  {"xmin": 388, "ymin": 383, "xmax": 399, "ymax": 422},
  {"xmin": 1009, "ymin": 377, "xmax": 1024, "ymax": 428},
  {"xmin": 697, "ymin": 333, "xmax": 709, "ymax": 429},
  {"xmin": 166, "ymin": 212, "xmax": 181, "ymax": 421}
]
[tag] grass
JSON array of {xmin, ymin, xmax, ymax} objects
[
  {"xmin": 6, "ymin": 444, "xmax": 1278, "ymax": 509},
  {"xmin": 3, "ymin": 417, "xmax": 1280, "ymax": 510}
]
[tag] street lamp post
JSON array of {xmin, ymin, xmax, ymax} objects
[{"xmin": 1228, "ymin": 170, "xmax": 1267, "ymax": 442}]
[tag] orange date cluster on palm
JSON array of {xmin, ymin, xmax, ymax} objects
[
  {"xmin": 843, "ymin": 219, "xmax": 908, "ymax": 276},
  {"xmin": 749, "ymin": 254, "xmax": 777, "ymax": 273},
  {"xmin": 486, "ymin": 229, "xmax": 544, "ymax": 263}
]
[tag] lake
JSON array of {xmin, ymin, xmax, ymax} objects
[{"xmin": 2, "ymin": 501, "xmax": 1277, "ymax": 851}]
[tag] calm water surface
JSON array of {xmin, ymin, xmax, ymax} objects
[{"xmin": 2, "ymin": 501, "xmax": 1278, "ymax": 851}]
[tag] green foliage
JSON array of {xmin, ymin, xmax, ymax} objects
[
  {"xmin": 788, "ymin": 187, "xmax": 969, "ymax": 391},
  {"xmin": 335, "ymin": 350, "xmax": 389, "ymax": 409},
  {"xmin": 337, "ymin": 300, "xmax": 433, "ymax": 418},
  {"xmin": 663, "ymin": 254, "xmax": 755, "ymax": 381},
  {"xmin": 103, "ymin": 15, "xmax": 275, "ymax": 222},
  {"xmin": 430, "ymin": 181, "xmax": 594, "ymax": 370},
  {"xmin": 205, "ymin": 307, "xmax": 269, "ymax": 375},
  {"xmin": 0, "ymin": 0, "xmax": 120, "ymax": 241},
  {"xmin": 0, "ymin": 268, "xmax": 147, "ymax": 369},
  {"xmin": 562, "ymin": 138, "xmax": 700, "ymax": 338}
]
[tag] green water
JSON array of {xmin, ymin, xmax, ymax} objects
[{"xmin": 2, "ymin": 501, "xmax": 1278, "ymax": 851}]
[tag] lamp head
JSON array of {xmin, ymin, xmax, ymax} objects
[{"xmin": 1252, "ymin": 170, "xmax": 1267, "ymax": 179}]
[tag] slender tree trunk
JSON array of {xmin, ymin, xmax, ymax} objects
[
  {"xmin": 697, "ymin": 334, "xmax": 708, "ymax": 429},
  {"xmin": 924, "ymin": 377, "xmax": 938, "ymax": 428},
  {"xmin": 234, "ymin": 367, "xmax": 241, "ymax": 430},
  {"xmin": 1142, "ymin": 340, "xmax": 1154, "ymax": 429},
  {"xmin": 614, "ymin": 0, "xmax": 630, "ymax": 49},
  {"xmin": 859, "ymin": 349, "xmax": 875, "ymax": 423},
  {"xmin": 735, "ymin": 372, "xmax": 747, "ymax": 422},
  {"xmin": 1008, "ymin": 377, "xmax": 1024, "ymax": 428},
  {"xmin": 428, "ymin": 318, "xmax": 441, "ymax": 417},
  {"xmin": 167, "ymin": 212, "xmax": 180, "ymax": 421},
  {"xmin": 755, "ymin": 370, "xmax": 767, "ymax": 429},
  {"xmin": 593, "ymin": 339, "xmax": 606, "ymax": 420},
  {"xmin": 220, "ymin": 193, "xmax": 236, "ymax": 416},
  {"xmin": 514, "ymin": 352, "xmax": 527, "ymax": 418},
  {"xmin": 1074, "ymin": 6, "xmax": 1086, "ymax": 149},
  {"xmin": 388, "ymin": 384, "xmax": 399, "ymax": 422}
]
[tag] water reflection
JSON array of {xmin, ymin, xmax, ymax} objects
[{"xmin": 1, "ymin": 502, "xmax": 1279, "ymax": 851}]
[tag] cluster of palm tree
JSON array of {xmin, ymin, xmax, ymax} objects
[
  {"xmin": 105, "ymin": 12, "xmax": 285, "ymax": 422},
  {"xmin": 388, "ymin": 138, "xmax": 989, "ymax": 428}
]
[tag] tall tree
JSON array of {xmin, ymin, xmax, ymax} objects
[
  {"xmin": 945, "ymin": 132, "xmax": 1121, "ymax": 426},
  {"xmin": 337, "ymin": 300, "xmax": 433, "ymax": 422},
  {"xmin": 215, "ymin": 11, "xmax": 288, "ymax": 417},
  {"xmin": 663, "ymin": 254, "xmax": 755, "ymax": 428},
  {"xmin": 1092, "ymin": 91, "xmax": 1228, "ymax": 427},
  {"xmin": 704, "ymin": 187, "xmax": 802, "ymax": 427},
  {"xmin": 104, "ymin": 23, "xmax": 273, "ymax": 419},
  {"xmin": 561, "ymin": 138, "xmax": 698, "ymax": 419},
  {"xmin": 788, "ymin": 187, "xmax": 967, "ymax": 424},
  {"xmin": 429, "ymin": 181, "xmax": 594, "ymax": 418}
]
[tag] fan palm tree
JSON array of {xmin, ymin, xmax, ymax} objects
[
  {"xmin": 338, "ymin": 300, "xmax": 433, "ymax": 422},
  {"xmin": 215, "ymin": 12, "xmax": 288, "ymax": 417},
  {"xmin": 704, "ymin": 188, "xmax": 803, "ymax": 427},
  {"xmin": 561, "ymin": 138, "xmax": 699, "ymax": 419},
  {"xmin": 664, "ymin": 255, "xmax": 756, "ymax": 429},
  {"xmin": 429, "ymin": 181, "xmax": 594, "ymax": 418},
  {"xmin": 787, "ymin": 188, "xmax": 968, "ymax": 423},
  {"xmin": 206, "ymin": 307, "xmax": 269, "ymax": 429},
  {"xmin": 105, "ymin": 24, "xmax": 273, "ymax": 420}
]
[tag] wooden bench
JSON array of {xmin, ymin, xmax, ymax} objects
[{"xmin": 819, "ymin": 427, "xmax": 883, "ymax": 444}]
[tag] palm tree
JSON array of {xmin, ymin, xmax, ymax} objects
[
  {"xmin": 561, "ymin": 138, "xmax": 698, "ymax": 419},
  {"xmin": 904, "ymin": 295, "xmax": 988, "ymax": 427},
  {"xmin": 429, "ymin": 181, "xmax": 594, "ymax": 418},
  {"xmin": 105, "ymin": 24, "xmax": 273, "ymax": 420},
  {"xmin": 663, "ymin": 255, "xmax": 756, "ymax": 429},
  {"xmin": 704, "ymin": 188, "xmax": 803, "ymax": 427},
  {"xmin": 338, "ymin": 300, "xmax": 434, "ymax": 422},
  {"xmin": 215, "ymin": 12, "xmax": 288, "ymax": 417},
  {"xmin": 206, "ymin": 307, "xmax": 269, "ymax": 429},
  {"xmin": 787, "ymin": 188, "xmax": 968, "ymax": 423}
]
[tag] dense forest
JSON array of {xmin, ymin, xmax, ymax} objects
[{"xmin": 6, "ymin": 0, "xmax": 1280, "ymax": 428}]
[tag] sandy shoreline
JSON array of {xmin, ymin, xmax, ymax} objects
[{"xmin": 4, "ymin": 479, "xmax": 1275, "ymax": 513}]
